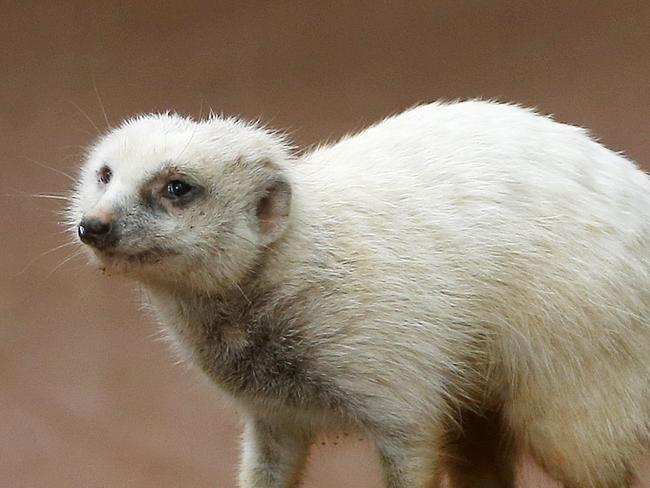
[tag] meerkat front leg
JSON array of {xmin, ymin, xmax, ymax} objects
[
  {"xmin": 239, "ymin": 417, "xmax": 311, "ymax": 488},
  {"xmin": 374, "ymin": 429, "xmax": 442, "ymax": 488}
]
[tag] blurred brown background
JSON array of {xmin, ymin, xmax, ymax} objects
[{"xmin": 1, "ymin": 1, "xmax": 649, "ymax": 487}]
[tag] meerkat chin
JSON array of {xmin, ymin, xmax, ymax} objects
[{"xmin": 69, "ymin": 101, "xmax": 650, "ymax": 488}]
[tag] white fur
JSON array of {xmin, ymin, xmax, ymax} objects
[{"xmin": 71, "ymin": 101, "xmax": 650, "ymax": 487}]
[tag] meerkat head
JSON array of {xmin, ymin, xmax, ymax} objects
[{"xmin": 69, "ymin": 113, "xmax": 293, "ymax": 291}]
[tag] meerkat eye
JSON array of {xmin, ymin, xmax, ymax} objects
[
  {"xmin": 164, "ymin": 180, "xmax": 193, "ymax": 199},
  {"xmin": 97, "ymin": 165, "xmax": 112, "ymax": 185}
]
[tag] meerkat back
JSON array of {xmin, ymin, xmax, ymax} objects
[{"xmin": 301, "ymin": 101, "xmax": 650, "ymax": 486}]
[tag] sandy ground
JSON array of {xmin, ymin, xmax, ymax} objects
[{"xmin": 1, "ymin": 2, "xmax": 649, "ymax": 487}]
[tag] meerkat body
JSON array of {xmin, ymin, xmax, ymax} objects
[{"xmin": 72, "ymin": 101, "xmax": 650, "ymax": 487}]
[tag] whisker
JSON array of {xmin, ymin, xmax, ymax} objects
[
  {"xmin": 175, "ymin": 123, "xmax": 199, "ymax": 161},
  {"xmin": 6, "ymin": 192, "xmax": 72, "ymax": 202},
  {"xmin": 76, "ymin": 128, "xmax": 95, "ymax": 138},
  {"xmin": 17, "ymin": 241, "xmax": 79, "ymax": 276},
  {"xmin": 66, "ymin": 100, "xmax": 101, "ymax": 134},
  {"xmin": 49, "ymin": 206, "xmax": 73, "ymax": 215},
  {"xmin": 36, "ymin": 194, "xmax": 71, "ymax": 201},
  {"xmin": 174, "ymin": 102, "xmax": 205, "ymax": 161},
  {"xmin": 46, "ymin": 249, "xmax": 85, "ymax": 278},
  {"xmin": 197, "ymin": 99, "xmax": 204, "ymax": 122},
  {"xmin": 92, "ymin": 75, "xmax": 111, "ymax": 129},
  {"xmin": 21, "ymin": 156, "xmax": 75, "ymax": 182}
]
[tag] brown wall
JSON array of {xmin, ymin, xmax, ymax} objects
[{"xmin": 2, "ymin": 2, "xmax": 649, "ymax": 487}]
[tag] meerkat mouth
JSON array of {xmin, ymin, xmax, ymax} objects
[
  {"xmin": 103, "ymin": 250, "xmax": 159, "ymax": 263},
  {"xmin": 97, "ymin": 248, "xmax": 174, "ymax": 267}
]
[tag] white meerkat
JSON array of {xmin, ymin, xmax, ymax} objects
[{"xmin": 69, "ymin": 100, "xmax": 650, "ymax": 488}]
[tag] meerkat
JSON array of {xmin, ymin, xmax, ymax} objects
[{"xmin": 69, "ymin": 100, "xmax": 650, "ymax": 488}]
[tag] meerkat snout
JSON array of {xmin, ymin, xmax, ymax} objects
[{"xmin": 77, "ymin": 216, "xmax": 117, "ymax": 249}]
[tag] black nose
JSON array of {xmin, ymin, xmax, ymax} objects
[{"xmin": 78, "ymin": 218, "xmax": 117, "ymax": 249}]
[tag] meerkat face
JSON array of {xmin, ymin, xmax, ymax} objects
[{"xmin": 69, "ymin": 113, "xmax": 293, "ymax": 290}]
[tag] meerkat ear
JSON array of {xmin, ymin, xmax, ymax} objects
[{"xmin": 255, "ymin": 173, "xmax": 292, "ymax": 246}]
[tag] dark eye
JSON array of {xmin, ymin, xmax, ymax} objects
[
  {"xmin": 164, "ymin": 180, "xmax": 193, "ymax": 198},
  {"xmin": 97, "ymin": 165, "xmax": 112, "ymax": 185}
]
